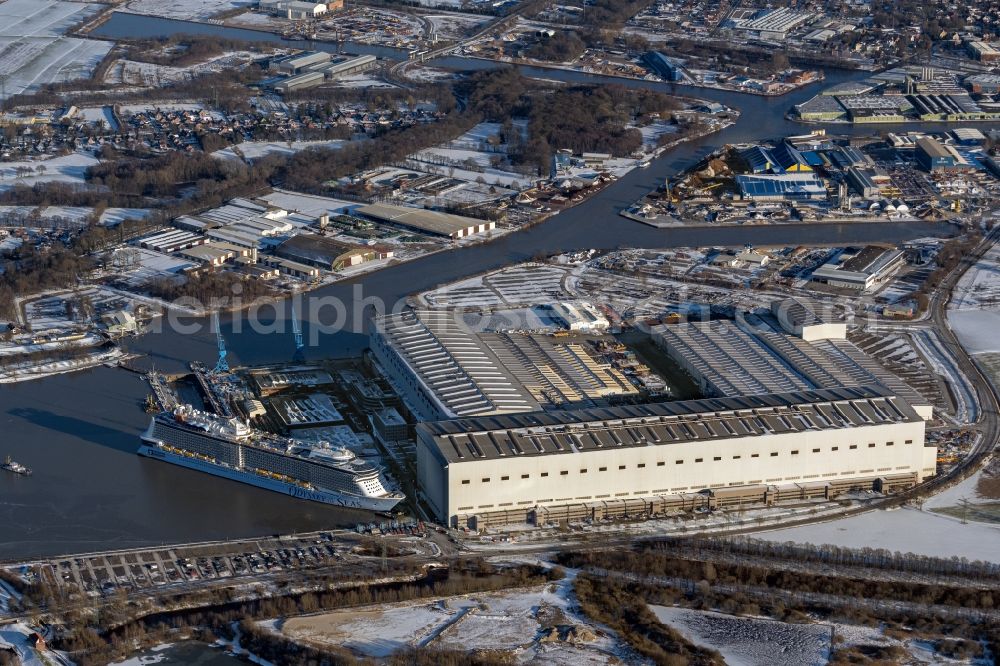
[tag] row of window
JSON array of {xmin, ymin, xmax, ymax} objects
[{"xmin": 458, "ymin": 440, "xmax": 912, "ymax": 484}]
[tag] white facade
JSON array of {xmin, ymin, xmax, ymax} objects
[
  {"xmin": 772, "ymin": 297, "xmax": 847, "ymax": 341},
  {"xmin": 417, "ymin": 388, "xmax": 934, "ymax": 526}
]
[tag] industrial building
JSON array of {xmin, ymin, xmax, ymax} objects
[
  {"xmin": 249, "ymin": 367, "xmax": 336, "ymax": 396},
  {"xmin": 371, "ymin": 310, "xmax": 638, "ymax": 421},
  {"xmin": 726, "ymin": 7, "xmax": 814, "ymax": 40},
  {"xmin": 642, "ymin": 51, "xmax": 683, "ymax": 81},
  {"xmin": 810, "ymin": 246, "xmax": 906, "ymax": 291},
  {"xmin": 845, "ymin": 166, "xmax": 879, "ymax": 198},
  {"xmin": 177, "ymin": 244, "xmax": 237, "ymax": 267},
  {"xmin": 372, "ymin": 407, "xmax": 408, "ymax": 443},
  {"xmin": 313, "ymin": 55, "xmax": 377, "ymax": 79},
  {"xmin": 771, "ymin": 297, "xmax": 847, "ymax": 342},
  {"xmin": 269, "ymin": 54, "xmax": 378, "ymax": 92},
  {"xmin": 740, "ymin": 146, "xmax": 780, "ymax": 174},
  {"xmin": 275, "ymin": 233, "xmax": 391, "ymax": 271},
  {"xmin": 355, "ymin": 203, "xmax": 495, "ymax": 239},
  {"xmin": 137, "ymin": 229, "xmax": 207, "ymax": 254},
  {"xmin": 549, "ymin": 302, "xmax": 609, "ymax": 332},
  {"xmin": 416, "ymin": 385, "xmax": 935, "ymax": 528},
  {"xmin": 269, "ymin": 51, "xmax": 332, "ymax": 75},
  {"xmin": 769, "ymin": 141, "xmax": 813, "ymax": 172},
  {"xmin": 275, "ymin": 71, "xmax": 327, "ymax": 94},
  {"xmin": 260, "ymin": 256, "xmax": 320, "ymax": 279},
  {"xmin": 259, "ymin": 1, "xmax": 329, "ymax": 20},
  {"xmin": 966, "ymin": 40, "xmax": 1000, "ymax": 62},
  {"xmin": 651, "ymin": 313, "xmax": 932, "ymax": 420},
  {"xmin": 734, "ymin": 173, "xmax": 827, "ymax": 201},
  {"xmin": 793, "ymin": 95, "xmax": 847, "ymax": 122},
  {"xmin": 915, "ymin": 137, "xmax": 959, "ymax": 172}
]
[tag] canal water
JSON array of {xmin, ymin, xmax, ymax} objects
[{"xmin": 0, "ymin": 12, "xmax": 970, "ymax": 559}]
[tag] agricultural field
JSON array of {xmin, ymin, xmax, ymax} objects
[
  {"xmin": 0, "ymin": 152, "xmax": 99, "ymax": 192},
  {"xmin": 0, "ymin": 0, "xmax": 113, "ymax": 99},
  {"xmin": 123, "ymin": 0, "xmax": 247, "ymax": 21}
]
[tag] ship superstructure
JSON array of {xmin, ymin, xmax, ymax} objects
[{"xmin": 139, "ymin": 404, "xmax": 403, "ymax": 511}]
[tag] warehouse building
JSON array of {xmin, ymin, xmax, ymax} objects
[
  {"xmin": 275, "ymin": 71, "xmax": 326, "ymax": 94},
  {"xmin": 259, "ymin": 2, "xmax": 329, "ymax": 20},
  {"xmin": 915, "ymin": 137, "xmax": 959, "ymax": 172},
  {"xmin": 651, "ymin": 314, "xmax": 932, "ymax": 420},
  {"xmin": 549, "ymin": 302, "xmax": 609, "ymax": 332},
  {"xmin": 312, "ymin": 55, "xmax": 377, "ymax": 79},
  {"xmin": 260, "ymin": 256, "xmax": 320, "ymax": 279},
  {"xmin": 967, "ymin": 40, "xmax": 1000, "ymax": 62},
  {"xmin": 269, "ymin": 51, "xmax": 331, "ymax": 75},
  {"xmin": 734, "ymin": 173, "xmax": 827, "ymax": 201},
  {"xmin": 416, "ymin": 385, "xmax": 935, "ymax": 528},
  {"xmin": 137, "ymin": 229, "xmax": 207, "ymax": 254},
  {"xmin": 177, "ymin": 244, "xmax": 237, "ymax": 267},
  {"xmin": 371, "ymin": 310, "xmax": 638, "ymax": 421},
  {"xmin": 726, "ymin": 7, "xmax": 815, "ymax": 40},
  {"xmin": 793, "ymin": 94, "xmax": 847, "ymax": 122},
  {"xmin": 771, "ymin": 297, "xmax": 847, "ymax": 342},
  {"xmin": 355, "ymin": 203, "xmax": 495, "ymax": 239},
  {"xmin": 810, "ymin": 245, "xmax": 906, "ymax": 292},
  {"xmin": 845, "ymin": 166, "xmax": 879, "ymax": 198},
  {"xmin": 275, "ymin": 233, "xmax": 391, "ymax": 271},
  {"xmin": 740, "ymin": 146, "xmax": 781, "ymax": 174},
  {"xmin": 770, "ymin": 141, "xmax": 813, "ymax": 172}
]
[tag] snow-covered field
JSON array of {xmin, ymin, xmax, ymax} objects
[
  {"xmin": 278, "ymin": 575, "xmax": 625, "ymax": 662},
  {"xmin": 123, "ymin": 0, "xmax": 249, "ymax": 20},
  {"xmin": 638, "ymin": 121, "xmax": 678, "ymax": 151},
  {"xmin": 0, "ymin": 205, "xmax": 148, "ymax": 228},
  {"xmin": 105, "ymin": 51, "xmax": 261, "ymax": 87},
  {"xmin": 0, "ymin": 151, "xmax": 98, "ymax": 191},
  {"xmin": 21, "ymin": 285, "xmax": 139, "ymax": 334},
  {"xmin": 649, "ymin": 606, "xmax": 830, "ymax": 666},
  {"xmin": 758, "ymin": 506, "xmax": 1000, "ymax": 562},
  {"xmin": 409, "ymin": 121, "xmax": 533, "ymax": 190},
  {"xmin": 425, "ymin": 13, "xmax": 488, "ymax": 40},
  {"xmin": 214, "ymin": 140, "xmax": 346, "ymax": 163},
  {"xmin": 0, "ymin": 0, "xmax": 113, "ymax": 98},
  {"xmin": 950, "ymin": 241, "xmax": 1000, "ymax": 311},
  {"xmin": 330, "ymin": 73, "xmax": 396, "ymax": 89},
  {"xmin": 950, "ymin": 309, "xmax": 1000, "ymax": 354},
  {"xmin": 949, "ymin": 240, "xmax": 1000, "ymax": 354}
]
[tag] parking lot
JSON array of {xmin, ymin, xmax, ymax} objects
[{"xmin": 12, "ymin": 523, "xmax": 440, "ymax": 597}]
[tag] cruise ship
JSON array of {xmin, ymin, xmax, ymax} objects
[{"xmin": 139, "ymin": 405, "xmax": 404, "ymax": 511}]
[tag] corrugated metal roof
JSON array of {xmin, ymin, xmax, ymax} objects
[{"xmin": 419, "ymin": 385, "xmax": 919, "ymax": 464}]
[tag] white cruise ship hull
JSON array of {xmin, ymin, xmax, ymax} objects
[{"xmin": 137, "ymin": 443, "xmax": 403, "ymax": 512}]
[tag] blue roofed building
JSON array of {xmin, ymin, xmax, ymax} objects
[
  {"xmin": 642, "ymin": 51, "xmax": 684, "ymax": 82},
  {"xmin": 739, "ymin": 146, "xmax": 782, "ymax": 173},
  {"xmin": 735, "ymin": 173, "xmax": 828, "ymax": 201},
  {"xmin": 770, "ymin": 141, "xmax": 813, "ymax": 172}
]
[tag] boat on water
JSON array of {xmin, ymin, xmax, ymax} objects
[
  {"xmin": 2, "ymin": 456, "xmax": 32, "ymax": 476},
  {"xmin": 139, "ymin": 405, "xmax": 404, "ymax": 511}
]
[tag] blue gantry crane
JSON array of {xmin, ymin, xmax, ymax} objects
[
  {"xmin": 212, "ymin": 311, "xmax": 229, "ymax": 373},
  {"xmin": 291, "ymin": 303, "xmax": 305, "ymax": 363}
]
